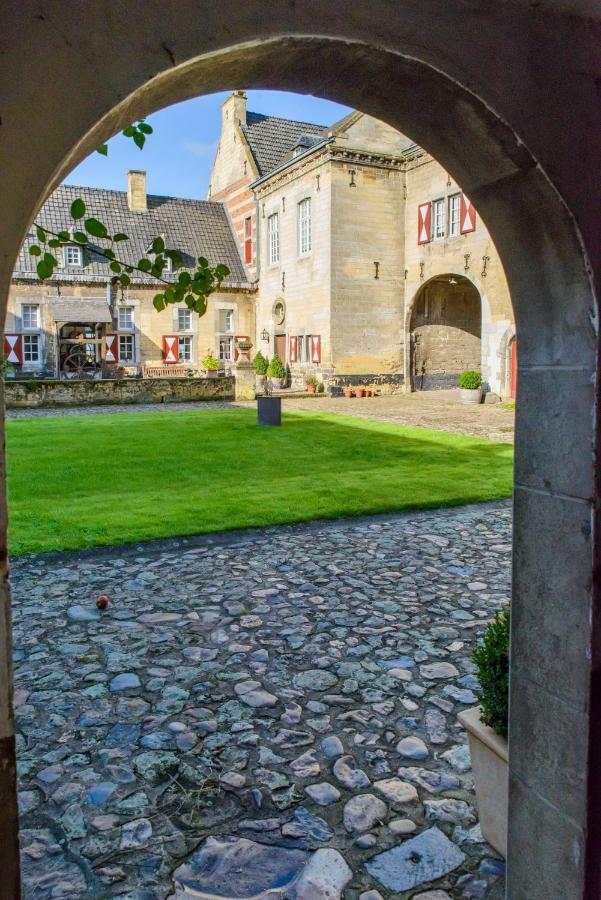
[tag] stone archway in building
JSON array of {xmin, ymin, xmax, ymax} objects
[
  {"xmin": 409, "ymin": 274, "xmax": 482, "ymax": 391},
  {"xmin": 1, "ymin": 7, "xmax": 601, "ymax": 899}
]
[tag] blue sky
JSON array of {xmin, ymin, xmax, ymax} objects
[{"xmin": 65, "ymin": 91, "xmax": 352, "ymax": 201}]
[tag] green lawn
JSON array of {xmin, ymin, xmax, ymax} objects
[{"xmin": 6, "ymin": 408, "xmax": 513, "ymax": 556}]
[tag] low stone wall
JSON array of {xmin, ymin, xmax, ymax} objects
[
  {"xmin": 4, "ymin": 376, "xmax": 235, "ymax": 408},
  {"xmin": 326, "ymin": 373, "xmax": 405, "ymax": 397}
]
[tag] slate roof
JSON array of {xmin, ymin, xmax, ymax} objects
[
  {"xmin": 14, "ymin": 184, "xmax": 252, "ymax": 288},
  {"xmin": 242, "ymin": 112, "xmax": 326, "ymax": 176}
]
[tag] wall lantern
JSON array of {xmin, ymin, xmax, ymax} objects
[
  {"xmin": 349, "ymin": 169, "xmax": 357, "ymax": 187},
  {"xmin": 261, "ymin": 328, "xmax": 270, "ymax": 343},
  {"xmin": 373, "ymin": 261, "xmax": 380, "ymax": 280}
]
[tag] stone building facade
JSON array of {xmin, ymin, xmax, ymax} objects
[
  {"xmin": 6, "ymin": 174, "xmax": 255, "ymax": 379},
  {"xmin": 209, "ymin": 93, "xmax": 516, "ymax": 397}
]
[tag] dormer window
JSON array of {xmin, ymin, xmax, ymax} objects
[
  {"xmin": 64, "ymin": 245, "xmax": 83, "ymax": 267},
  {"xmin": 162, "ymin": 256, "xmax": 173, "ymax": 274},
  {"xmin": 293, "ymin": 146, "xmax": 303, "ymax": 158}
]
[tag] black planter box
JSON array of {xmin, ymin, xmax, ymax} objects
[{"xmin": 257, "ymin": 396, "xmax": 282, "ymax": 427}]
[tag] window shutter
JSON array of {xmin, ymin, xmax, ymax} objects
[
  {"xmin": 311, "ymin": 334, "xmax": 321, "ymax": 364},
  {"xmin": 4, "ymin": 334, "xmax": 22, "ymax": 365},
  {"xmin": 163, "ymin": 335, "xmax": 179, "ymax": 363},
  {"xmin": 289, "ymin": 335, "xmax": 297, "ymax": 363},
  {"xmin": 233, "ymin": 335, "xmax": 250, "ymax": 362},
  {"xmin": 460, "ymin": 193, "xmax": 476, "ymax": 234},
  {"xmin": 104, "ymin": 333, "xmax": 118, "ymax": 363},
  {"xmin": 418, "ymin": 203, "xmax": 432, "ymax": 244},
  {"xmin": 244, "ymin": 217, "xmax": 252, "ymax": 264}
]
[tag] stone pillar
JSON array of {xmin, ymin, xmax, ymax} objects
[
  {"xmin": 234, "ymin": 338, "xmax": 256, "ymax": 401},
  {"xmin": 0, "ymin": 379, "xmax": 21, "ymax": 897}
]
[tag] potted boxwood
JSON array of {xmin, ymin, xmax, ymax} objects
[
  {"xmin": 305, "ymin": 375, "xmax": 319, "ymax": 394},
  {"xmin": 252, "ymin": 351, "xmax": 269, "ymax": 393},
  {"xmin": 202, "ymin": 353, "xmax": 220, "ymax": 378},
  {"xmin": 458, "ymin": 608, "xmax": 509, "ymax": 858},
  {"xmin": 266, "ymin": 353, "xmax": 286, "ymax": 390},
  {"xmin": 458, "ymin": 370, "xmax": 483, "ymax": 405},
  {"xmin": 343, "ymin": 386, "xmax": 353, "ymax": 398}
]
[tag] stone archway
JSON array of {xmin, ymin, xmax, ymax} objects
[
  {"xmin": 409, "ymin": 275, "xmax": 482, "ymax": 391},
  {"xmin": 1, "ymin": 7, "xmax": 601, "ymax": 898}
]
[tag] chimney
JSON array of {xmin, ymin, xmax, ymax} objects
[
  {"xmin": 222, "ymin": 90, "xmax": 247, "ymax": 127},
  {"xmin": 127, "ymin": 170, "xmax": 147, "ymax": 212}
]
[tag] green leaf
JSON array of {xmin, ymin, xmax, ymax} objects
[
  {"xmin": 113, "ymin": 233, "xmax": 129, "ymax": 242},
  {"xmin": 73, "ymin": 231, "xmax": 88, "ymax": 244},
  {"xmin": 174, "ymin": 285, "xmax": 186, "ymax": 303},
  {"xmin": 137, "ymin": 258, "xmax": 152, "ymax": 273},
  {"xmin": 43, "ymin": 251, "xmax": 56, "ymax": 266},
  {"xmin": 28, "ymin": 245, "xmax": 41, "ymax": 256},
  {"xmin": 103, "ymin": 248, "xmax": 115, "ymax": 260},
  {"xmin": 177, "ymin": 272, "xmax": 191, "ymax": 287},
  {"xmin": 109, "ymin": 261, "xmax": 121, "ymax": 273},
  {"xmin": 96, "ymin": 144, "xmax": 109, "ymax": 156},
  {"xmin": 58, "ymin": 230, "xmax": 70, "ymax": 241},
  {"xmin": 137, "ymin": 122, "xmax": 153, "ymax": 134},
  {"xmin": 36, "ymin": 259, "xmax": 53, "ymax": 279},
  {"xmin": 48, "ymin": 239, "xmax": 61, "ymax": 248},
  {"xmin": 36, "ymin": 226, "xmax": 46, "ymax": 243},
  {"xmin": 84, "ymin": 218, "xmax": 108, "ymax": 239},
  {"xmin": 119, "ymin": 273, "xmax": 131, "ymax": 287},
  {"xmin": 151, "ymin": 236, "xmax": 165, "ymax": 254},
  {"xmin": 122, "ymin": 126, "xmax": 136, "ymax": 137},
  {"xmin": 164, "ymin": 287, "xmax": 175, "ymax": 303},
  {"xmin": 153, "ymin": 294, "xmax": 166, "ymax": 312},
  {"xmin": 215, "ymin": 264, "xmax": 230, "ymax": 278},
  {"xmin": 132, "ymin": 131, "xmax": 145, "ymax": 150},
  {"xmin": 125, "ymin": 266, "xmax": 134, "ymax": 274},
  {"xmin": 70, "ymin": 198, "xmax": 86, "ymax": 219},
  {"xmin": 165, "ymin": 249, "xmax": 183, "ymax": 268},
  {"xmin": 197, "ymin": 256, "xmax": 208, "ymax": 268}
]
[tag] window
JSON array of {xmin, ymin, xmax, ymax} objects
[
  {"xmin": 448, "ymin": 194, "xmax": 461, "ymax": 237},
  {"xmin": 244, "ymin": 216, "xmax": 253, "ymax": 264},
  {"xmin": 178, "ymin": 336, "xmax": 192, "ymax": 362},
  {"xmin": 22, "ymin": 304, "xmax": 39, "ymax": 330},
  {"xmin": 178, "ymin": 308, "xmax": 192, "ymax": 331},
  {"xmin": 432, "ymin": 198, "xmax": 445, "ymax": 239},
  {"xmin": 267, "ymin": 213, "xmax": 280, "ymax": 265},
  {"xmin": 64, "ymin": 245, "xmax": 83, "ymax": 267},
  {"xmin": 23, "ymin": 334, "xmax": 40, "ymax": 363},
  {"xmin": 118, "ymin": 306, "xmax": 134, "ymax": 331},
  {"xmin": 219, "ymin": 308, "xmax": 234, "ymax": 333},
  {"xmin": 219, "ymin": 336, "xmax": 234, "ymax": 362},
  {"xmin": 298, "ymin": 198, "xmax": 312, "ymax": 255},
  {"xmin": 293, "ymin": 146, "xmax": 303, "ymax": 158},
  {"xmin": 118, "ymin": 334, "xmax": 135, "ymax": 362},
  {"xmin": 162, "ymin": 256, "xmax": 173, "ymax": 273},
  {"xmin": 296, "ymin": 335, "xmax": 308, "ymax": 363}
]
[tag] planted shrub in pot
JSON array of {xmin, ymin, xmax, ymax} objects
[
  {"xmin": 305, "ymin": 375, "xmax": 319, "ymax": 394},
  {"xmin": 458, "ymin": 608, "xmax": 509, "ymax": 858},
  {"xmin": 266, "ymin": 353, "xmax": 286, "ymax": 390},
  {"xmin": 252, "ymin": 351, "xmax": 269, "ymax": 393},
  {"xmin": 458, "ymin": 370, "xmax": 483, "ymax": 405},
  {"xmin": 202, "ymin": 353, "xmax": 220, "ymax": 378}
]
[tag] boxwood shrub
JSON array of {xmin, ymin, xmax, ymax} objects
[
  {"xmin": 252, "ymin": 351, "xmax": 268, "ymax": 375},
  {"xmin": 458, "ymin": 370, "xmax": 482, "ymax": 390},
  {"xmin": 473, "ymin": 608, "xmax": 510, "ymax": 738},
  {"xmin": 267, "ymin": 354, "xmax": 286, "ymax": 378}
]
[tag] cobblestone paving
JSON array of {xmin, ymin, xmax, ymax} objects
[
  {"xmin": 14, "ymin": 502, "xmax": 511, "ymax": 899},
  {"xmin": 6, "ymin": 390, "xmax": 514, "ymax": 443}
]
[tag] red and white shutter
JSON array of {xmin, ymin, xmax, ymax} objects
[
  {"xmin": 460, "ymin": 193, "xmax": 477, "ymax": 234},
  {"xmin": 163, "ymin": 335, "xmax": 179, "ymax": 363},
  {"xmin": 417, "ymin": 202, "xmax": 432, "ymax": 245},
  {"xmin": 4, "ymin": 334, "xmax": 22, "ymax": 365},
  {"xmin": 310, "ymin": 334, "xmax": 321, "ymax": 364},
  {"xmin": 104, "ymin": 333, "xmax": 118, "ymax": 363},
  {"xmin": 234, "ymin": 335, "xmax": 250, "ymax": 362},
  {"xmin": 289, "ymin": 335, "xmax": 298, "ymax": 363},
  {"xmin": 244, "ymin": 217, "xmax": 252, "ymax": 264}
]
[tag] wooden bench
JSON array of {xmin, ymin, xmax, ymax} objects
[{"xmin": 142, "ymin": 365, "xmax": 192, "ymax": 379}]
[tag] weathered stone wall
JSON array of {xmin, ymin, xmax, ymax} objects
[
  {"xmin": 6, "ymin": 282, "xmax": 255, "ymax": 376},
  {"xmin": 4, "ymin": 376, "xmax": 234, "ymax": 408}
]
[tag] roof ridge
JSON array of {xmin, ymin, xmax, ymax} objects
[
  {"xmin": 57, "ymin": 183, "xmax": 223, "ymax": 207},
  {"xmin": 245, "ymin": 110, "xmax": 326, "ymax": 131}
]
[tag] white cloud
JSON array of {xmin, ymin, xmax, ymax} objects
[{"xmin": 182, "ymin": 140, "xmax": 216, "ymax": 158}]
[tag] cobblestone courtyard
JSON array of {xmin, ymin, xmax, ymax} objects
[{"xmin": 14, "ymin": 500, "xmax": 510, "ymax": 898}]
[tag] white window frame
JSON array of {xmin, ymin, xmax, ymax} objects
[
  {"xmin": 298, "ymin": 197, "xmax": 312, "ymax": 257},
  {"xmin": 448, "ymin": 194, "xmax": 461, "ymax": 237},
  {"xmin": 178, "ymin": 335, "xmax": 193, "ymax": 363},
  {"xmin": 267, "ymin": 212, "xmax": 280, "ymax": 266},
  {"xmin": 177, "ymin": 308, "xmax": 192, "ymax": 332},
  {"xmin": 63, "ymin": 245, "xmax": 83, "ymax": 267},
  {"xmin": 162, "ymin": 256, "xmax": 173, "ymax": 273},
  {"xmin": 118, "ymin": 306, "xmax": 135, "ymax": 331},
  {"xmin": 218, "ymin": 308, "xmax": 235, "ymax": 334},
  {"xmin": 22, "ymin": 304, "xmax": 40, "ymax": 331},
  {"xmin": 22, "ymin": 333, "xmax": 41, "ymax": 365},
  {"xmin": 219, "ymin": 335, "xmax": 234, "ymax": 363},
  {"xmin": 432, "ymin": 198, "xmax": 446, "ymax": 240},
  {"xmin": 118, "ymin": 333, "xmax": 136, "ymax": 363}
]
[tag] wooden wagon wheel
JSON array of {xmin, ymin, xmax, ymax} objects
[{"xmin": 62, "ymin": 345, "xmax": 97, "ymax": 379}]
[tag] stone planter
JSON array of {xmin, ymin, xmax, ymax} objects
[
  {"xmin": 460, "ymin": 387, "xmax": 483, "ymax": 405},
  {"xmin": 257, "ymin": 396, "xmax": 281, "ymax": 427},
  {"xmin": 268, "ymin": 377, "xmax": 285, "ymax": 391},
  {"xmin": 458, "ymin": 706, "xmax": 508, "ymax": 858},
  {"xmin": 205, "ymin": 369, "xmax": 218, "ymax": 378},
  {"xmin": 255, "ymin": 374, "xmax": 267, "ymax": 394}
]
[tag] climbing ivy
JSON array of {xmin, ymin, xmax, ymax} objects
[{"xmin": 28, "ymin": 122, "xmax": 230, "ymax": 316}]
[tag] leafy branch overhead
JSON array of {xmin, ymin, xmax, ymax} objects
[
  {"xmin": 28, "ymin": 198, "xmax": 230, "ymax": 317},
  {"xmin": 96, "ymin": 120, "xmax": 154, "ymax": 157}
]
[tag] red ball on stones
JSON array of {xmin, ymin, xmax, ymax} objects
[{"xmin": 96, "ymin": 595, "xmax": 109, "ymax": 610}]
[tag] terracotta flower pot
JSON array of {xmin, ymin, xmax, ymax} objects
[
  {"xmin": 343, "ymin": 388, "xmax": 353, "ymax": 398},
  {"xmin": 354, "ymin": 388, "xmax": 365, "ymax": 398},
  {"xmin": 307, "ymin": 385, "xmax": 317, "ymax": 394}
]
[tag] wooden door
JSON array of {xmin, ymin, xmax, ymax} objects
[
  {"xmin": 510, "ymin": 338, "xmax": 517, "ymax": 399},
  {"xmin": 275, "ymin": 333, "xmax": 286, "ymax": 362}
]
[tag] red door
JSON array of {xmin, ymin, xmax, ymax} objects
[{"xmin": 510, "ymin": 338, "xmax": 517, "ymax": 399}]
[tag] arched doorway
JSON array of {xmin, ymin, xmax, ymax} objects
[
  {"xmin": 0, "ymin": 10, "xmax": 600, "ymax": 899},
  {"xmin": 410, "ymin": 275, "xmax": 481, "ymax": 390}
]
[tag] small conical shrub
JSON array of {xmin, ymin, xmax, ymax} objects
[
  {"xmin": 266, "ymin": 354, "xmax": 285, "ymax": 378},
  {"xmin": 473, "ymin": 608, "xmax": 510, "ymax": 737}
]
